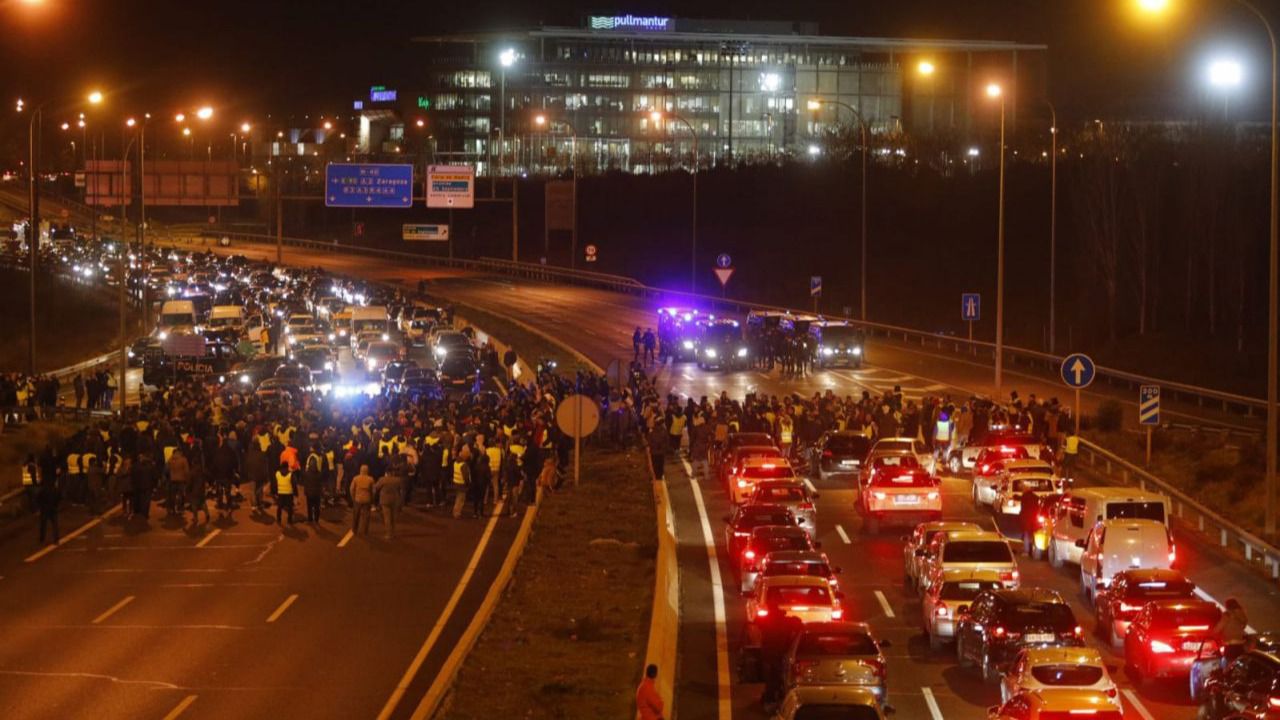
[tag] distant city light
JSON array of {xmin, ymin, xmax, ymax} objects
[
  {"xmin": 126, "ymin": 118, "xmax": 136, "ymax": 127},
  {"xmin": 175, "ymin": 113, "xmax": 185, "ymax": 122},
  {"xmin": 60, "ymin": 122, "xmax": 69, "ymax": 130},
  {"xmin": 1137, "ymin": 0, "xmax": 1169, "ymax": 12},
  {"xmin": 967, "ymin": 147, "xmax": 981, "ymax": 157},
  {"xmin": 196, "ymin": 106, "xmax": 213, "ymax": 120},
  {"xmin": 323, "ymin": 121, "xmax": 333, "ymax": 130},
  {"xmin": 760, "ymin": 72, "xmax": 782, "ymax": 92},
  {"xmin": 985, "ymin": 83, "xmax": 1003, "ymax": 98},
  {"xmin": 241, "ymin": 122, "xmax": 251, "ymax": 133},
  {"xmin": 807, "ymin": 144, "xmax": 821, "ymax": 156},
  {"xmin": 499, "ymin": 48, "xmax": 517, "ymax": 67},
  {"xmin": 87, "ymin": 91, "xmax": 103, "ymax": 105},
  {"xmin": 182, "ymin": 127, "xmax": 191, "ymax": 136},
  {"xmin": 1207, "ymin": 58, "xmax": 1244, "ymax": 88},
  {"xmin": 415, "ymin": 118, "xmax": 425, "ymax": 127}
]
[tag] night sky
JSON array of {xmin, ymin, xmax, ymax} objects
[{"xmin": 0, "ymin": 0, "xmax": 1270, "ymax": 124}]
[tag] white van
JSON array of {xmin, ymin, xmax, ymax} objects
[
  {"xmin": 206, "ymin": 305, "xmax": 245, "ymax": 334},
  {"xmin": 157, "ymin": 300, "xmax": 198, "ymax": 337},
  {"xmin": 351, "ymin": 306, "xmax": 389, "ymax": 336},
  {"xmin": 1047, "ymin": 487, "xmax": 1170, "ymax": 569},
  {"xmin": 1079, "ymin": 519, "xmax": 1174, "ymax": 601}
]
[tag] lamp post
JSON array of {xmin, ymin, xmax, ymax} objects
[
  {"xmin": 1134, "ymin": 0, "xmax": 1279, "ymax": 535},
  {"xmin": 534, "ymin": 114, "xmax": 579, "ymax": 268},
  {"xmin": 1044, "ymin": 99, "xmax": 1058, "ymax": 354},
  {"xmin": 118, "ymin": 122, "xmax": 142, "ymax": 412},
  {"xmin": 650, "ymin": 109, "xmax": 698, "ymax": 294},
  {"xmin": 807, "ymin": 98, "xmax": 869, "ymax": 321},
  {"xmin": 987, "ymin": 82, "xmax": 1008, "ymax": 396},
  {"xmin": 499, "ymin": 48, "xmax": 517, "ymax": 176}
]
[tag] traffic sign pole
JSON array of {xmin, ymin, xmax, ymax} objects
[{"xmin": 1146, "ymin": 425, "xmax": 1153, "ymax": 468}]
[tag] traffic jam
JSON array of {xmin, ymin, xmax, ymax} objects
[{"xmin": 650, "ymin": 306, "xmax": 1273, "ymax": 720}]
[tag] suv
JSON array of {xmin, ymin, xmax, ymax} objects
[{"xmin": 955, "ymin": 588, "xmax": 1083, "ymax": 682}]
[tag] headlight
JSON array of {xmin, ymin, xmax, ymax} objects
[
  {"xmin": 127, "ymin": 350, "xmax": 135, "ymax": 358},
  {"xmin": 366, "ymin": 358, "xmax": 377, "ymax": 370},
  {"xmin": 682, "ymin": 340, "xmax": 694, "ymax": 350},
  {"xmin": 737, "ymin": 347, "xmax": 748, "ymax": 358},
  {"xmin": 822, "ymin": 347, "xmax": 835, "ymax": 356},
  {"xmin": 285, "ymin": 327, "xmax": 292, "ymax": 334},
  {"xmin": 288, "ymin": 337, "xmax": 297, "ymax": 345},
  {"xmin": 166, "ymin": 287, "xmax": 176, "ymax": 296},
  {"xmin": 158, "ymin": 331, "xmax": 168, "ymax": 340},
  {"xmin": 434, "ymin": 347, "xmax": 446, "ymax": 358},
  {"xmin": 239, "ymin": 373, "xmax": 250, "ymax": 384},
  {"xmin": 218, "ymin": 375, "xmax": 226, "ymax": 384},
  {"xmin": 328, "ymin": 333, "xmax": 336, "ymax": 341},
  {"xmin": 852, "ymin": 346, "xmax": 863, "ymax": 356},
  {"xmin": 704, "ymin": 348, "xmax": 717, "ymax": 358},
  {"xmin": 324, "ymin": 361, "xmax": 334, "ymax": 371},
  {"xmin": 381, "ymin": 333, "xmax": 389, "ymax": 341},
  {"xmin": 339, "ymin": 330, "xmax": 347, "ymax": 337}
]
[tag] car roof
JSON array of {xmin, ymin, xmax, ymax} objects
[
  {"xmin": 1022, "ymin": 647, "xmax": 1104, "ymax": 665},
  {"xmin": 917, "ymin": 521, "xmax": 984, "ymax": 536},
  {"xmin": 939, "ymin": 568, "xmax": 1005, "ymax": 582},
  {"xmin": 1070, "ymin": 487, "xmax": 1167, "ymax": 501},
  {"xmin": 1115, "ymin": 568, "xmax": 1188, "ymax": 583},
  {"xmin": 1097, "ymin": 518, "xmax": 1166, "ymax": 530},
  {"xmin": 1003, "ymin": 459, "xmax": 1052, "ymax": 470},
  {"xmin": 763, "ymin": 550, "xmax": 827, "ymax": 564},
  {"xmin": 798, "ymin": 620, "xmax": 873, "ymax": 636},
  {"xmin": 941, "ymin": 531, "xmax": 1007, "ymax": 543},
  {"xmin": 742, "ymin": 456, "xmax": 792, "ymax": 468},
  {"xmin": 750, "ymin": 525, "xmax": 807, "ymax": 538},
  {"xmin": 739, "ymin": 503, "xmax": 791, "ymax": 516}
]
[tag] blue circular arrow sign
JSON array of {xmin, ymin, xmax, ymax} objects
[
  {"xmin": 715, "ymin": 253, "xmax": 732, "ymax": 269},
  {"xmin": 1060, "ymin": 353, "xmax": 1096, "ymax": 389}
]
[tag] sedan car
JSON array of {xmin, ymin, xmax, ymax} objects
[
  {"xmin": 757, "ymin": 551, "xmax": 841, "ymax": 592},
  {"xmin": 747, "ymin": 575, "xmax": 844, "ymax": 626},
  {"xmin": 1094, "ymin": 568, "xmax": 1196, "ymax": 648},
  {"xmin": 783, "ymin": 622, "xmax": 887, "ymax": 701},
  {"xmin": 921, "ymin": 568, "xmax": 1003, "ymax": 650},
  {"xmin": 999, "ymin": 647, "xmax": 1118, "ymax": 704},
  {"xmin": 813, "ymin": 430, "xmax": 874, "ymax": 482},
  {"xmin": 773, "ymin": 686, "xmax": 889, "ymax": 720},
  {"xmin": 724, "ymin": 504, "xmax": 797, "ymax": 562},
  {"xmin": 714, "ymin": 432, "xmax": 776, "ymax": 482},
  {"xmin": 722, "ymin": 445, "xmax": 786, "ymax": 493},
  {"xmin": 955, "ymin": 588, "xmax": 1083, "ymax": 682},
  {"xmin": 740, "ymin": 525, "xmax": 819, "ymax": 594},
  {"xmin": 858, "ymin": 468, "xmax": 941, "ymax": 534},
  {"xmin": 747, "ymin": 480, "xmax": 819, "ymax": 531},
  {"xmin": 1124, "ymin": 599, "xmax": 1222, "ymax": 688},
  {"xmin": 903, "ymin": 521, "xmax": 984, "ymax": 593}
]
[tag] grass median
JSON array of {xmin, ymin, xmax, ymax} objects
[{"xmin": 444, "ymin": 445, "xmax": 655, "ymax": 719}]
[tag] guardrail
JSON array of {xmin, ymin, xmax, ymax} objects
[
  {"xmin": 189, "ymin": 229, "xmax": 1269, "ymax": 422},
  {"xmin": 1078, "ymin": 438, "xmax": 1280, "ymax": 580}
]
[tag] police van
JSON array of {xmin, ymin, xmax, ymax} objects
[
  {"xmin": 142, "ymin": 338, "xmax": 243, "ymax": 387},
  {"xmin": 1046, "ymin": 487, "xmax": 1170, "ymax": 569},
  {"xmin": 812, "ymin": 320, "xmax": 866, "ymax": 368}
]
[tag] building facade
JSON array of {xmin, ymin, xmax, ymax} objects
[{"xmin": 356, "ymin": 15, "xmax": 1047, "ymax": 174}]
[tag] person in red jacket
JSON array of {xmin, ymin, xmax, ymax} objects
[{"xmin": 636, "ymin": 663, "xmax": 664, "ymax": 720}]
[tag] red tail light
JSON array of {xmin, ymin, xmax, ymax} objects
[
  {"xmin": 744, "ymin": 549, "xmax": 756, "ymax": 560},
  {"xmin": 756, "ymin": 607, "xmax": 769, "ymax": 618},
  {"xmin": 1197, "ymin": 639, "xmax": 1221, "ymax": 660},
  {"xmin": 831, "ymin": 608, "xmax": 843, "ymax": 620},
  {"xmin": 992, "ymin": 626, "xmax": 1006, "ymax": 638},
  {"xmin": 1269, "ymin": 697, "xmax": 1280, "ymax": 709},
  {"xmin": 800, "ymin": 502, "xmax": 815, "ymax": 510},
  {"xmin": 1000, "ymin": 570, "xmax": 1019, "ymax": 583},
  {"xmin": 1074, "ymin": 625, "xmax": 1084, "ymax": 637},
  {"xmin": 1150, "ymin": 639, "xmax": 1175, "ymax": 654},
  {"xmin": 822, "ymin": 450, "xmax": 833, "ymax": 458},
  {"xmin": 1106, "ymin": 688, "xmax": 1118, "ymax": 698},
  {"xmin": 935, "ymin": 606, "xmax": 950, "ymax": 618},
  {"xmin": 1036, "ymin": 514, "xmax": 1047, "ymax": 526}
]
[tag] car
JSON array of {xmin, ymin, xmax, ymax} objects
[
  {"xmin": 289, "ymin": 346, "xmax": 337, "ymax": 386},
  {"xmin": 1079, "ymin": 519, "xmax": 1175, "ymax": 603},
  {"xmin": 432, "ymin": 329, "xmax": 472, "ymax": 360},
  {"xmin": 1124, "ymin": 599, "xmax": 1222, "ymax": 687},
  {"xmin": 921, "ymin": 568, "xmax": 1004, "ymax": 650},
  {"xmin": 746, "ymin": 575, "xmax": 845, "ymax": 626},
  {"xmin": 783, "ymin": 622, "xmax": 887, "ymax": 700},
  {"xmin": 724, "ymin": 504, "xmax": 798, "ymax": 563},
  {"xmin": 695, "ymin": 319, "xmax": 749, "ymax": 369},
  {"xmin": 999, "ymin": 647, "xmax": 1118, "ymax": 704},
  {"xmin": 1196, "ymin": 647, "xmax": 1280, "ymax": 718},
  {"xmin": 403, "ymin": 306, "xmax": 441, "ymax": 346},
  {"xmin": 923, "ymin": 531, "xmax": 1020, "ymax": 595},
  {"xmin": 232, "ymin": 356, "xmax": 287, "ymax": 390},
  {"xmin": 254, "ymin": 377, "xmax": 304, "ymax": 403},
  {"xmin": 813, "ymin": 430, "xmax": 874, "ymax": 481},
  {"xmin": 363, "ymin": 341, "xmax": 402, "ymax": 376},
  {"xmin": 986, "ymin": 689, "xmax": 1123, "ymax": 720},
  {"xmin": 992, "ymin": 473, "xmax": 1062, "ymax": 516},
  {"xmin": 740, "ymin": 525, "xmax": 819, "ymax": 593},
  {"xmin": 381, "ymin": 359, "xmax": 420, "ymax": 389},
  {"xmin": 972, "ymin": 446, "xmax": 1032, "ymax": 506},
  {"xmin": 438, "ymin": 350, "xmax": 479, "ymax": 391},
  {"xmin": 772, "ymin": 686, "xmax": 890, "ymax": 720},
  {"xmin": 272, "ymin": 362, "xmax": 314, "ymax": 391},
  {"xmin": 955, "ymin": 588, "xmax": 1084, "ymax": 682},
  {"xmin": 869, "ymin": 437, "xmax": 936, "ymax": 475},
  {"xmin": 757, "ymin": 550, "xmax": 841, "ymax": 592},
  {"xmin": 1046, "ymin": 488, "xmax": 1171, "ymax": 569},
  {"xmin": 858, "ymin": 468, "xmax": 941, "ymax": 534},
  {"xmin": 903, "ymin": 521, "xmax": 985, "ymax": 593},
  {"xmin": 1094, "ymin": 569, "xmax": 1196, "ymax": 648},
  {"xmin": 722, "ymin": 445, "xmax": 786, "ymax": 493},
  {"xmin": 858, "ymin": 452, "xmax": 921, "ymax": 493},
  {"xmin": 713, "ymin": 432, "xmax": 776, "ymax": 482},
  {"xmin": 732, "ymin": 456, "xmax": 798, "ymax": 505},
  {"xmin": 949, "ymin": 431, "xmax": 1048, "ymax": 476},
  {"xmin": 813, "ymin": 322, "xmax": 865, "ymax": 368},
  {"xmin": 747, "ymin": 480, "xmax": 819, "ymax": 531}
]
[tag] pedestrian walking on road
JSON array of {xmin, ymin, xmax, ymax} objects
[
  {"xmin": 374, "ymin": 463, "xmax": 405, "ymax": 538},
  {"xmin": 451, "ymin": 447, "xmax": 472, "ymax": 519},
  {"xmin": 188, "ymin": 458, "xmax": 211, "ymax": 526},
  {"xmin": 167, "ymin": 447, "xmax": 190, "ymax": 516},
  {"xmin": 302, "ymin": 451, "xmax": 324, "ymax": 524},
  {"xmin": 636, "ymin": 664, "xmax": 665, "ymax": 720},
  {"xmin": 36, "ymin": 475, "xmax": 61, "ymax": 545},
  {"xmin": 350, "ymin": 464, "xmax": 375, "ymax": 535},
  {"xmin": 273, "ymin": 462, "xmax": 296, "ymax": 525}
]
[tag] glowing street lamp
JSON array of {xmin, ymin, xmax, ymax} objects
[
  {"xmin": 175, "ymin": 112, "xmax": 185, "ymax": 123},
  {"xmin": 917, "ymin": 60, "xmax": 936, "ymax": 76},
  {"xmin": 1208, "ymin": 58, "xmax": 1244, "ymax": 88},
  {"xmin": 60, "ymin": 122, "xmax": 69, "ymax": 130},
  {"xmin": 125, "ymin": 117, "xmax": 135, "ymax": 127},
  {"xmin": 196, "ymin": 106, "xmax": 213, "ymax": 120},
  {"xmin": 323, "ymin": 121, "xmax": 333, "ymax": 130},
  {"xmin": 87, "ymin": 90, "xmax": 103, "ymax": 105},
  {"xmin": 986, "ymin": 82, "xmax": 1003, "ymax": 99},
  {"xmin": 499, "ymin": 48, "xmax": 517, "ymax": 67},
  {"xmin": 182, "ymin": 127, "xmax": 191, "ymax": 137},
  {"xmin": 987, "ymin": 81, "xmax": 1008, "ymax": 395},
  {"xmin": 1137, "ymin": 0, "xmax": 1170, "ymax": 11},
  {"xmin": 807, "ymin": 97, "xmax": 870, "ymax": 320},
  {"xmin": 240, "ymin": 122, "xmax": 251, "ymax": 133}
]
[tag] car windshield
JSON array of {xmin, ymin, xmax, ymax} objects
[
  {"xmin": 1006, "ymin": 603, "xmax": 1075, "ymax": 630},
  {"xmin": 704, "ymin": 325, "xmax": 742, "ymax": 343},
  {"xmin": 743, "ymin": 466, "xmax": 796, "ymax": 480},
  {"xmin": 740, "ymin": 512, "xmax": 793, "ymax": 528},
  {"xmin": 878, "ymin": 440, "xmax": 913, "ymax": 452},
  {"xmin": 766, "ymin": 561, "xmax": 830, "ymax": 578},
  {"xmin": 939, "ymin": 580, "xmax": 1002, "ymax": 601},
  {"xmin": 873, "ymin": 455, "xmax": 918, "ymax": 470},
  {"xmin": 1030, "ymin": 664, "xmax": 1105, "ymax": 686},
  {"xmin": 1010, "ymin": 477, "xmax": 1054, "ymax": 493},
  {"xmin": 440, "ymin": 356, "xmax": 476, "ymax": 375},
  {"xmin": 759, "ymin": 535, "xmax": 811, "ymax": 552},
  {"xmin": 793, "ymin": 706, "xmax": 880, "ymax": 720},
  {"xmin": 797, "ymin": 632, "xmax": 878, "ymax": 656},
  {"xmin": 827, "ymin": 436, "xmax": 871, "ymax": 454},
  {"xmin": 1106, "ymin": 501, "xmax": 1166, "ymax": 523},
  {"xmin": 755, "ymin": 486, "xmax": 806, "ymax": 503},
  {"xmin": 942, "ymin": 541, "xmax": 1013, "ymax": 564},
  {"xmin": 820, "ymin": 327, "xmax": 862, "ymax": 343},
  {"xmin": 1150, "ymin": 605, "xmax": 1222, "ymax": 631},
  {"xmin": 765, "ymin": 586, "xmax": 832, "ymax": 606}
]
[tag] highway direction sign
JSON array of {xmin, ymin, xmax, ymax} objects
[
  {"xmin": 961, "ymin": 293, "xmax": 981, "ymax": 322},
  {"xmin": 1060, "ymin": 353, "xmax": 1096, "ymax": 389},
  {"xmin": 426, "ymin": 165, "xmax": 475, "ymax": 208},
  {"xmin": 403, "ymin": 224, "xmax": 448, "ymax": 242},
  {"xmin": 1140, "ymin": 385, "xmax": 1160, "ymax": 426},
  {"xmin": 325, "ymin": 163, "xmax": 413, "ymax": 208}
]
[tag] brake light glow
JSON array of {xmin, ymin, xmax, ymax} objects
[
  {"xmin": 1177, "ymin": 625, "xmax": 1210, "ymax": 632},
  {"xmin": 761, "ymin": 463, "xmax": 777, "ymax": 469},
  {"xmin": 831, "ymin": 608, "xmax": 843, "ymax": 620},
  {"xmin": 1000, "ymin": 570, "xmax": 1019, "ymax": 582},
  {"xmin": 800, "ymin": 502, "xmax": 815, "ymax": 510},
  {"xmin": 822, "ymin": 450, "xmax": 833, "ymax": 458},
  {"xmin": 992, "ymin": 626, "xmax": 1006, "ymax": 638},
  {"xmin": 872, "ymin": 491, "xmax": 887, "ymax": 500},
  {"xmin": 981, "ymin": 464, "xmax": 990, "ymax": 474},
  {"xmin": 756, "ymin": 608, "xmax": 769, "ymax": 618},
  {"xmin": 1036, "ymin": 514, "xmax": 1047, "ymax": 526},
  {"xmin": 1074, "ymin": 625, "xmax": 1084, "ymax": 637},
  {"xmin": 1269, "ymin": 697, "xmax": 1280, "ymax": 709},
  {"xmin": 935, "ymin": 606, "xmax": 950, "ymax": 618},
  {"xmin": 737, "ymin": 480, "xmax": 748, "ymax": 489},
  {"xmin": 1150, "ymin": 639, "xmax": 1175, "ymax": 653}
]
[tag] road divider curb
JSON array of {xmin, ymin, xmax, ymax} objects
[{"xmin": 642, "ymin": 453, "xmax": 679, "ymax": 719}]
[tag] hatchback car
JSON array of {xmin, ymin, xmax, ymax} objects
[
  {"xmin": 999, "ymin": 647, "xmax": 1118, "ymax": 704},
  {"xmin": 1124, "ymin": 599, "xmax": 1222, "ymax": 687},
  {"xmin": 748, "ymin": 480, "xmax": 819, "ymax": 530},
  {"xmin": 724, "ymin": 504, "xmax": 797, "ymax": 562},
  {"xmin": 773, "ymin": 686, "xmax": 890, "ymax": 720},
  {"xmin": 955, "ymin": 588, "xmax": 1083, "ymax": 682},
  {"xmin": 747, "ymin": 575, "xmax": 844, "ymax": 626},
  {"xmin": 813, "ymin": 431, "xmax": 874, "ymax": 481},
  {"xmin": 740, "ymin": 525, "xmax": 819, "ymax": 593},
  {"xmin": 859, "ymin": 468, "xmax": 941, "ymax": 533},
  {"xmin": 783, "ymin": 622, "xmax": 888, "ymax": 701},
  {"xmin": 921, "ymin": 568, "xmax": 1003, "ymax": 650},
  {"xmin": 1094, "ymin": 568, "xmax": 1196, "ymax": 648},
  {"xmin": 758, "ymin": 551, "xmax": 841, "ymax": 591}
]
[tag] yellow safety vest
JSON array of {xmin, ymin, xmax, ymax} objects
[
  {"xmin": 441, "ymin": 447, "xmax": 450, "ymax": 467},
  {"xmin": 66, "ymin": 453, "xmax": 81, "ymax": 475},
  {"xmin": 669, "ymin": 415, "xmax": 686, "ymax": 436},
  {"xmin": 1065, "ymin": 435, "xmax": 1080, "ymax": 455},
  {"xmin": 257, "ymin": 434, "xmax": 271, "ymax": 452},
  {"xmin": 452, "ymin": 461, "xmax": 467, "ymax": 486},
  {"xmin": 779, "ymin": 422, "xmax": 794, "ymax": 445},
  {"xmin": 378, "ymin": 439, "xmax": 395, "ymax": 458},
  {"xmin": 81, "ymin": 452, "xmax": 98, "ymax": 472},
  {"xmin": 163, "ymin": 446, "xmax": 177, "ymax": 463},
  {"xmin": 276, "ymin": 471, "xmax": 295, "ymax": 495},
  {"xmin": 486, "ymin": 446, "xmax": 503, "ymax": 473},
  {"xmin": 21, "ymin": 464, "xmax": 35, "ymax": 486}
]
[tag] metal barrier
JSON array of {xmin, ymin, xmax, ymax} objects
[
  {"xmin": 1079, "ymin": 438, "xmax": 1280, "ymax": 579},
  {"xmin": 190, "ymin": 229, "xmax": 1270, "ymax": 422}
]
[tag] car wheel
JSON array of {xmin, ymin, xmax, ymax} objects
[
  {"xmin": 982, "ymin": 651, "xmax": 1001, "ymax": 684},
  {"xmin": 949, "ymin": 454, "xmax": 962, "ymax": 475}
]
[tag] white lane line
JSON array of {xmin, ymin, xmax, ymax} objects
[
  {"xmin": 376, "ymin": 500, "xmax": 505, "ymax": 720},
  {"xmin": 802, "ymin": 477, "xmax": 818, "ymax": 494},
  {"xmin": 91, "ymin": 595, "xmax": 135, "ymax": 624},
  {"xmin": 921, "ymin": 687, "xmax": 945, "ymax": 720},
  {"xmin": 682, "ymin": 455, "xmax": 733, "ymax": 720},
  {"xmin": 336, "ymin": 529, "xmax": 354, "ymax": 548},
  {"xmin": 874, "ymin": 590, "xmax": 896, "ymax": 619},
  {"xmin": 1193, "ymin": 588, "xmax": 1258, "ymax": 634},
  {"xmin": 194, "ymin": 529, "xmax": 222, "ymax": 548},
  {"xmin": 265, "ymin": 593, "xmax": 299, "ymax": 624},
  {"xmin": 835, "ymin": 524, "xmax": 852, "ymax": 544},
  {"xmin": 161, "ymin": 695, "xmax": 198, "ymax": 720},
  {"xmin": 1122, "ymin": 689, "xmax": 1155, "ymax": 720},
  {"xmin": 25, "ymin": 505, "xmax": 121, "ymax": 563}
]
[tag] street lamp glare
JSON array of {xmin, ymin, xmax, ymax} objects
[
  {"xmin": 1137, "ymin": 0, "xmax": 1169, "ymax": 12},
  {"xmin": 87, "ymin": 91, "xmax": 103, "ymax": 105},
  {"xmin": 499, "ymin": 48, "xmax": 517, "ymax": 67},
  {"xmin": 986, "ymin": 83, "xmax": 1003, "ymax": 98},
  {"xmin": 323, "ymin": 121, "xmax": 332, "ymax": 130},
  {"xmin": 182, "ymin": 127, "xmax": 191, "ymax": 136},
  {"xmin": 1208, "ymin": 58, "xmax": 1244, "ymax": 88},
  {"xmin": 126, "ymin": 118, "xmax": 136, "ymax": 127},
  {"xmin": 534, "ymin": 114, "xmax": 546, "ymax": 126},
  {"xmin": 240, "ymin": 122, "xmax": 251, "ymax": 133},
  {"xmin": 649, "ymin": 110, "xmax": 662, "ymax": 123},
  {"xmin": 918, "ymin": 60, "xmax": 936, "ymax": 77},
  {"xmin": 415, "ymin": 118, "xmax": 425, "ymax": 127},
  {"xmin": 196, "ymin": 106, "xmax": 213, "ymax": 120},
  {"xmin": 60, "ymin": 122, "xmax": 69, "ymax": 130},
  {"xmin": 806, "ymin": 99, "xmax": 823, "ymax": 111},
  {"xmin": 77, "ymin": 120, "xmax": 85, "ymax": 128},
  {"xmin": 175, "ymin": 113, "xmax": 185, "ymax": 123}
]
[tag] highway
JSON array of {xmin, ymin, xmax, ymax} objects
[{"xmin": 176, "ymin": 237, "xmax": 1280, "ymax": 720}]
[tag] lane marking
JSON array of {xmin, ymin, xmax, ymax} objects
[
  {"xmin": 161, "ymin": 695, "xmax": 198, "ymax": 720},
  {"xmin": 25, "ymin": 505, "xmax": 121, "ymax": 563},
  {"xmin": 874, "ymin": 590, "xmax": 896, "ymax": 619},
  {"xmin": 802, "ymin": 477, "xmax": 818, "ymax": 494},
  {"xmin": 376, "ymin": 500, "xmax": 505, "ymax": 720},
  {"xmin": 1121, "ymin": 689, "xmax": 1155, "ymax": 720},
  {"xmin": 265, "ymin": 593, "xmax": 299, "ymax": 624},
  {"xmin": 682, "ymin": 455, "xmax": 733, "ymax": 720},
  {"xmin": 921, "ymin": 687, "xmax": 945, "ymax": 720},
  {"xmin": 194, "ymin": 529, "xmax": 222, "ymax": 548},
  {"xmin": 1193, "ymin": 587, "xmax": 1258, "ymax": 634},
  {"xmin": 336, "ymin": 529, "xmax": 354, "ymax": 548},
  {"xmin": 835, "ymin": 524, "xmax": 852, "ymax": 544},
  {"xmin": 91, "ymin": 595, "xmax": 135, "ymax": 624}
]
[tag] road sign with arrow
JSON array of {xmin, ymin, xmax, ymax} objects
[{"xmin": 1060, "ymin": 353, "xmax": 1096, "ymax": 389}]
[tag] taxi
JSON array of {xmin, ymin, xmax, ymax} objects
[
  {"xmin": 858, "ymin": 468, "xmax": 941, "ymax": 534},
  {"xmin": 971, "ymin": 446, "xmax": 1032, "ymax": 507},
  {"xmin": 903, "ymin": 521, "xmax": 984, "ymax": 593},
  {"xmin": 732, "ymin": 456, "xmax": 798, "ymax": 505},
  {"xmin": 923, "ymin": 530, "xmax": 1020, "ymax": 593},
  {"xmin": 747, "ymin": 575, "xmax": 845, "ymax": 625},
  {"xmin": 713, "ymin": 432, "xmax": 776, "ymax": 486},
  {"xmin": 921, "ymin": 567, "xmax": 1003, "ymax": 650},
  {"xmin": 999, "ymin": 647, "xmax": 1118, "ymax": 704},
  {"xmin": 993, "ymin": 473, "xmax": 1062, "ymax": 516},
  {"xmin": 721, "ymin": 444, "xmax": 785, "ymax": 495},
  {"xmin": 986, "ymin": 689, "xmax": 1123, "ymax": 720}
]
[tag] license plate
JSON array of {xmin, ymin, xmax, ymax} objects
[
  {"xmin": 1181, "ymin": 640, "xmax": 1202, "ymax": 652},
  {"xmin": 894, "ymin": 495, "xmax": 920, "ymax": 505},
  {"xmin": 841, "ymin": 460, "xmax": 856, "ymax": 466},
  {"xmin": 1025, "ymin": 633, "xmax": 1054, "ymax": 643}
]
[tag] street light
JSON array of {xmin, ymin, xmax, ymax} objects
[
  {"xmin": 808, "ymin": 98, "xmax": 870, "ymax": 321},
  {"xmin": 534, "ymin": 113, "xmax": 580, "ymax": 268},
  {"xmin": 1208, "ymin": 57, "xmax": 1245, "ymax": 87},
  {"xmin": 240, "ymin": 122, "xmax": 251, "ymax": 133},
  {"xmin": 87, "ymin": 90, "xmax": 103, "ymax": 105},
  {"xmin": 987, "ymin": 82, "xmax": 1008, "ymax": 397},
  {"xmin": 917, "ymin": 60, "xmax": 936, "ymax": 77},
  {"xmin": 498, "ymin": 47, "xmax": 517, "ymax": 176},
  {"xmin": 1133, "ymin": 0, "xmax": 1280, "ymax": 537},
  {"xmin": 174, "ymin": 112, "xmax": 185, "ymax": 123},
  {"xmin": 196, "ymin": 106, "xmax": 213, "ymax": 120},
  {"xmin": 649, "ymin": 109, "xmax": 698, "ymax": 293}
]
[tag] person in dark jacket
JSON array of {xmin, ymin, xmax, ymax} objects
[
  {"xmin": 301, "ymin": 452, "xmax": 324, "ymax": 524},
  {"xmin": 36, "ymin": 476, "xmax": 61, "ymax": 545},
  {"xmin": 469, "ymin": 448, "xmax": 490, "ymax": 518},
  {"xmin": 1020, "ymin": 487, "xmax": 1042, "ymax": 556},
  {"xmin": 187, "ymin": 454, "xmax": 211, "ymax": 526},
  {"xmin": 133, "ymin": 454, "xmax": 157, "ymax": 519}
]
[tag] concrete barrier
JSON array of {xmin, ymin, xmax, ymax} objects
[{"xmin": 642, "ymin": 454, "xmax": 679, "ymax": 718}]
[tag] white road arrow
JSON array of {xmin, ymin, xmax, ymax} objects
[{"xmin": 1070, "ymin": 358, "xmax": 1086, "ymax": 385}]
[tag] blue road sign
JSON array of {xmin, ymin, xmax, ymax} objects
[
  {"xmin": 1060, "ymin": 353, "xmax": 1097, "ymax": 389},
  {"xmin": 1139, "ymin": 385, "xmax": 1160, "ymax": 426},
  {"xmin": 716, "ymin": 253, "xmax": 732, "ymax": 269},
  {"xmin": 961, "ymin": 293, "xmax": 981, "ymax": 322},
  {"xmin": 325, "ymin": 163, "xmax": 414, "ymax": 208},
  {"xmin": 810, "ymin": 276, "xmax": 822, "ymax": 297}
]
